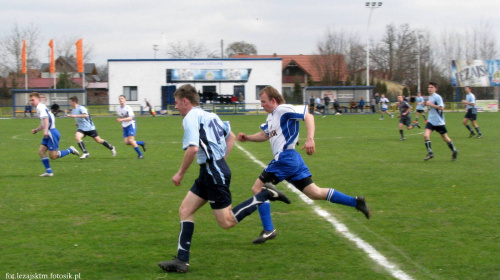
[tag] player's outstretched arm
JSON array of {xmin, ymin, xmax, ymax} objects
[
  {"xmin": 172, "ymin": 145, "xmax": 198, "ymax": 186},
  {"xmin": 237, "ymin": 131, "xmax": 269, "ymax": 142},
  {"xmin": 302, "ymin": 113, "xmax": 316, "ymax": 155}
]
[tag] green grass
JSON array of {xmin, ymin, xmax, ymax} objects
[{"xmin": 1, "ymin": 112, "xmax": 499, "ymax": 280}]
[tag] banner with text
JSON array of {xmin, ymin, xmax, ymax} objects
[
  {"xmin": 451, "ymin": 60, "xmax": 500, "ymax": 87},
  {"xmin": 170, "ymin": 68, "xmax": 250, "ymax": 82}
]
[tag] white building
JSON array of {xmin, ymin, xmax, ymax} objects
[{"xmin": 108, "ymin": 58, "xmax": 282, "ymax": 111}]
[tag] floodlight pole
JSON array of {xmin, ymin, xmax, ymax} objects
[
  {"xmin": 365, "ymin": 2, "xmax": 382, "ymax": 100},
  {"xmin": 414, "ymin": 30, "xmax": 421, "ymax": 94}
]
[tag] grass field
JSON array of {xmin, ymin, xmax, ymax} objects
[{"xmin": 1, "ymin": 112, "xmax": 499, "ymax": 280}]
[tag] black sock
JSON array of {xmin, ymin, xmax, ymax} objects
[
  {"xmin": 475, "ymin": 127, "xmax": 481, "ymax": 135},
  {"xmin": 78, "ymin": 142, "xmax": 87, "ymax": 153},
  {"xmin": 177, "ymin": 221, "xmax": 194, "ymax": 262},
  {"xmin": 399, "ymin": 130, "xmax": 404, "ymax": 137},
  {"xmin": 465, "ymin": 125, "xmax": 473, "ymax": 133},
  {"xmin": 447, "ymin": 141, "xmax": 456, "ymax": 152},
  {"xmin": 102, "ymin": 140, "xmax": 113, "ymax": 149},
  {"xmin": 232, "ymin": 191, "xmax": 268, "ymax": 223},
  {"xmin": 425, "ymin": 140, "xmax": 432, "ymax": 154}
]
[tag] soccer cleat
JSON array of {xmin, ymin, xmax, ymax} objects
[
  {"xmin": 424, "ymin": 153, "xmax": 434, "ymax": 161},
  {"xmin": 452, "ymin": 150, "xmax": 458, "ymax": 161},
  {"xmin": 158, "ymin": 258, "xmax": 189, "ymax": 273},
  {"xmin": 39, "ymin": 172, "xmax": 54, "ymax": 177},
  {"xmin": 414, "ymin": 122, "xmax": 421, "ymax": 129},
  {"xmin": 355, "ymin": 196, "xmax": 371, "ymax": 219},
  {"xmin": 80, "ymin": 153, "xmax": 90, "ymax": 159},
  {"xmin": 141, "ymin": 141, "xmax": 147, "ymax": 152},
  {"xmin": 400, "ymin": 137, "xmax": 406, "ymax": 141},
  {"xmin": 137, "ymin": 155, "xmax": 144, "ymax": 159},
  {"xmin": 391, "ymin": 114, "xmax": 394, "ymax": 118},
  {"xmin": 252, "ymin": 229, "xmax": 277, "ymax": 244},
  {"xmin": 477, "ymin": 134, "xmax": 482, "ymax": 139},
  {"xmin": 111, "ymin": 146, "xmax": 116, "ymax": 157},
  {"xmin": 262, "ymin": 183, "xmax": 290, "ymax": 204},
  {"xmin": 69, "ymin": 146, "xmax": 80, "ymax": 156},
  {"xmin": 379, "ymin": 118, "xmax": 384, "ymax": 120},
  {"xmin": 469, "ymin": 132, "xmax": 476, "ymax": 138}
]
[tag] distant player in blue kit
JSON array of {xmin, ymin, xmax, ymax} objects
[
  {"xmin": 69, "ymin": 96, "xmax": 116, "ymax": 159},
  {"xmin": 158, "ymin": 84, "xmax": 290, "ymax": 273},
  {"xmin": 29, "ymin": 92, "xmax": 79, "ymax": 177},
  {"xmin": 461, "ymin": 86, "xmax": 482, "ymax": 138},
  {"xmin": 237, "ymin": 86, "xmax": 371, "ymax": 244},
  {"xmin": 116, "ymin": 95, "xmax": 146, "ymax": 159},
  {"xmin": 423, "ymin": 82, "xmax": 458, "ymax": 161},
  {"xmin": 414, "ymin": 92, "xmax": 427, "ymax": 123},
  {"xmin": 397, "ymin": 95, "xmax": 420, "ymax": 140}
]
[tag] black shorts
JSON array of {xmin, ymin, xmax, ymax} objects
[
  {"xmin": 259, "ymin": 170, "xmax": 314, "ymax": 192},
  {"xmin": 464, "ymin": 109, "xmax": 477, "ymax": 121},
  {"xmin": 416, "ymin": 109, "xmax": 425, "ymax": 113},
  {"xmin": 399, "ymin": 116, "xmax": 411, "ymax": 126},
  {"xmin": 77, "ymin": 129, "xmax": 99, "ymax": 138},
  {"xmin": 425, "ymin": 122, "xmax": 448, "ymax": 135},
  {"xmin": 190, "ymin": 160, "xmax": 232, "ymax": 210}
]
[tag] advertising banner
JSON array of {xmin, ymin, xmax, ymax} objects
[
  {"xmin": 170, "ymin": 68, "xmax": 250, "ymax": 82},
  {"xmin": 451, "ymin": 60, "xmax": 500, "ymax": 87}
]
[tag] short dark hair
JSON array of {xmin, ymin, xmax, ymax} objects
[
  {"xmin": 69, "ymin": 96, "xmax": 78, "ymax": 103},
  {"xmin": 174, "ymin": 84, "xmax": 200, "ymax": 106},
  {"xmin": 429, "ymin": 82, "xmax": 438, "ymax": 88},
  {"xmin": 259, "ymin": 86, "xmax": 285, "ymax": 104}
]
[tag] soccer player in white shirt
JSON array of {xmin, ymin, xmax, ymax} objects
[
  {"xmin": 423, "ymin": 82, "xmax": 458, "ymax": 161},
  {"xmin": 237, "ymin": 86, "xmax": 371, "ymax": 244},
  {"xmin": 29, "ymin": 92, "xmax": 79, "ymax": 177},
  {"xmin": 116, "ymin": 95, "xmax": 146, "ymax": 159},
  {"xmin": 158, "ymin": 84, "xmax": 290, "ymax": 273},
  {"xmin": 379, "ymin": 94, "xmax": 394, "ymax": 120},
  {"xmin": 461, "ymin": 86, "xmax": 482, "ymax": 138},
  {"xmin": 69, "ymin": 96, "xmax": 116, "ymax": 158}
]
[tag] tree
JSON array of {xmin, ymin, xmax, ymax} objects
[
  {"xmin": 56, "ymin": 72, "xmax": 78, "ymax": 89},
  {"xmin": 96, "ymin": 65, "xmax": 108, "ymax": 82},
  {"xmin": 166, "ymin": 40, "xmax": 217, "ymax": 58},
  {"xmin": 292, "ymin": 76, "xmax": 303, "ymax": 104},
  {"xmin": 225, "ymin": 41, "xmax": 257, "ymax": 57},
  {"xmin": 0, "ymin": 23, "xmax": 41, "ymax": 77},
  {"xmin": 55, "ymin": 36, "xmax": 94, "ymax": 62}
]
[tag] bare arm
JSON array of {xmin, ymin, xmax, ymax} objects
[
  {"xmin": 225, "ymin": 132, "xmax": 235, "ymax": 159},
  {"xmin": 172, "ymin": 145, "xmax": 198, "ymax": 186},
  {"xmin": 237, "ymin": 131, "xmax": 270, "ymax": 142},
  {"xmin": 302, "ymin": 113, "xmax": 316, "ymax": 155}
]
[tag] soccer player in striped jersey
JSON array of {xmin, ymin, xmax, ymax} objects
[
  {"xmin": 423, "ymin": 82, "xmax": 458, "ymax": 161},
  {"xmin": 69, "ymin": 96, "xmax": 116, "ymax": 159},
  {"xmin": 237, "ymin": 86, "xmax": 371, "ymax": 244},
  {"xmin": 29, "ymin": 92, "xmax": 79, "ymax": 177},
  {"xmin": 158, "ymin": 84, "xmax": 290, "ymax": 273}
]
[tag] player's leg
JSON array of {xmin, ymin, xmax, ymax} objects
[
  {"xmin": 38, "ymin": 145, "xmax": 53, "ymax": 176},
  {"xmin": 76, "ymin": 131, "xmax": 90, "ymax": 159},
  {"xmin": 46, "ymin": 129, "xmax": 78, "ymax": 160},
  {"xmin": 424, "ymin": 126, "xmax": 434, "ymax": 160},
  {"xmin": 440, "ymin": 132, "xmax": 458, "ymax": 161},
  {"xmin": 251, "ymin": 176, "xmax": 276, "ymax": 244},
  {"xmin": 471, "ymin": 119, "xmax": 482, "ymax": 137},
  {"xmin": 301, "ymin": 181, "xmax": 370, "ymax": 219},
  {"xmin": 125, "ymin": 135, "xmax": 143, "ymax": 158}
]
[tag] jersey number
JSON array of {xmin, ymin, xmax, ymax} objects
[{"xmin": 208, "ymin": 120, "xmax": 225, "ymax": 144}]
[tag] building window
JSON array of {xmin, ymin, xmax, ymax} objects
[
  {"xmin": 256, "ymin": 85, "xmax": 268, "ymax": 100},
  {"xmin": 123, "ymin": 86, "xmax": 138, "ymax": 101}
]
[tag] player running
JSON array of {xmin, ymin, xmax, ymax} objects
[
  {"xmin": 461, "ymin": 86, "xmax": 482, "ymax": 138},
  {"xmin": 397, "ymin": 95, "xmax": 420, "ymax": 140}
]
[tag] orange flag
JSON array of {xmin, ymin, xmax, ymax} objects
[
  {"xmin": 75, "ymin": 39, "xmax": 84, "ymax": 73},
  {"xmin": 48, "ymin": 39, "xmax": 55, "ymax": 74},
  {"xmin": 21, "ymin": 40, "xmax": 27, "ymax": 74}
]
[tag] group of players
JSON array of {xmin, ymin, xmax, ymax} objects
[
  {"xmin": 29, "ymin": 81, "xmax": 483, "ymax": 273},
  {"xmin": 393, "ymin": 83, "xmax": 482, "ymax": 161},
  {"xmin": 29, "ymin": 92, "xmax": 146, "ymax": 177}
]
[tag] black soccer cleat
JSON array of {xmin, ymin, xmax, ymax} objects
[
  {"xmin": 424, "ymin": 153, "xmax": 434, "ymax": 161},
  {"xmin": 262, "ymin": 183, "xmax": 290, "ymax": 204},
  {"xmin": 252, "ymin": 229, "xmax": 277, "ymax": 244},
  {"xmin": 355, "ymin": 196, "xmax": 371, "ymax": 219},
  {"xmin": 158, "ymin": 258, "xmax": 189, "ymax": 273},
  {"xmin": 141, "ymin": 141, "xmax": 147, "ymax": 152},
  {"xmin": 469, "ymin": 132, "xmax": 476, "ymax": 138},
  {"xmin": 452, "ymin": 150, "xmax": 458, "ymax": 162}
]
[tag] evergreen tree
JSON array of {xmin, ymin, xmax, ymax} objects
[{"xmin": 292, "ymin": 76, "xmax": 303, "ymax": 104}]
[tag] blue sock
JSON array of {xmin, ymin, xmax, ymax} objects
[
  {"xmin": 232, "ymin": 191, "xmax": 267, "ymax": 223},
  {"xmin": 58, "ymin": 148, "xmax": 71, "ymax": 158},
  {"xmin": 136, "ymin": 141, "xmax": 144, "ymax": 146},
  {"xmin": 134, "ymin": 147, "xmax": 143, "ymax": 156},
  {"xmin": 326, "ymin": 188, "xmax": 356, "ymax": 208},
  {"xmin": 177, "ymin": 221, "xmax": 194, "ymax": 262},
  {"xmin": 258, "ymin": 201, "xmax": 274, "ymax": 231},
  {"xmin": 41, "ymin": 157, "xmax": 52, "ymax": 173}
]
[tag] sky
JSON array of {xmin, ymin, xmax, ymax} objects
[{"xmin": 2, "ymin": 0, "xmax": 498, "ymax": 67}]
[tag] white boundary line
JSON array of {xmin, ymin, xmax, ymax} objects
[{"xmin": 236, "ymin": 143, "xmax": 415, "ymax": 280}]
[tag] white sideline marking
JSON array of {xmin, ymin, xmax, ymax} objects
[{"xmin": 236, "ymin": 143, "xmax": 415, "ymax": 280}]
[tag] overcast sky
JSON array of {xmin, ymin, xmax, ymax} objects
[{"xmin": 2, "ymin": 0, "xmax": 498, "ymax": 66}]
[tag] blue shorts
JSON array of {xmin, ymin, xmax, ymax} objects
[
  {"xmin": 122, "ymin": 124, "xmax": 136, "ymax": 138},
  {"xmin": 190, "ymin": 159, "xmax": 232, "ymax": 210},
  {"xmin": 41, "ymin": 128, "xmax": 60, "ymax": 151},
  {"xmin": 264, "ymin": 150, "xmax": 311, "ymax": 183},
  {"xmin": 382, "ymin": 108, "xmax": 388, "ymax": 112}
]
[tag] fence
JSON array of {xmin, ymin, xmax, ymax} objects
[{"xmin": 0, "ymin": 102, "xmax": 494, "ymax": 118}]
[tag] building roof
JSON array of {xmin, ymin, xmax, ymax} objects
[
  {"xmin": 41, "ymin": 56, "xmax": 96, "ymax": 75},
  {"xmin": 231, "ymin": 54, "xmax": 347, "ymax": 82},
  {"xmin": 1, "ymin": 77, "xmax": 83, "ymax": 89}
]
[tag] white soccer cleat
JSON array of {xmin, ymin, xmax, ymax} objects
[
  {"xmin": 80, "ymin": 153, "xmax": 90, "ymax": 159},
  {"xmin": 69, "ymin": 146, "xmax": 80, "ymax": 156},
  {"xmin": 111, "ymin": 146, "xmax": 116, "ymax": 157},
  {"xmin": 39, "ymin": 172, "xmax": 54, "ymax": 177}
]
